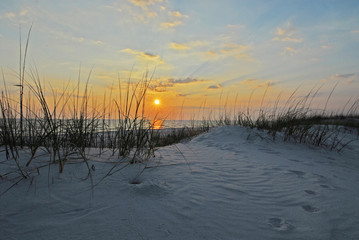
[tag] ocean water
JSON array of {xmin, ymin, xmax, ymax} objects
[{"xmin": 104, "ymin": 119, "xmax": 208, "ymax": 130}]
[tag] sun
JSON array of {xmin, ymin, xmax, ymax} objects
[{"xmin": 154, "ymin": 99, "xmax": 160, "ymax": 105}]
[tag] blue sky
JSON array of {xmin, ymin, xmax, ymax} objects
[{"xmin": 1, "ymin": 0, "xmax": 359, "ymax": 117}]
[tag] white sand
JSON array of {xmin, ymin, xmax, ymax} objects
[{"xmin": 1, "ymin": 126, "xmax": 359, "ymax": 239}]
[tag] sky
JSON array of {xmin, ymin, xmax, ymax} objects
[{"xmin": 1, "ymin": 0, "xmax": 359, "ymax": 119}]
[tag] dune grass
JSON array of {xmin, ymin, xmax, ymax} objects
[
  {"xmin": 0, "ymin": 62, "xmax": 210, "ymax": 186},
  {"xmin": 233, "ymin": 85, "xmax": 359, "ymax": 151},
  {"xmin": 1, "ymin": 28, "xmax": 358, "ymax": 191},
  {"xmin": 1, "ymin": 65, "xmax": 358, "ymax": 186}
]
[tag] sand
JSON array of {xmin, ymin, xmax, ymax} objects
[{"xmin": 1, "ymin": 126, "xmax": 359, "ymax": 239}]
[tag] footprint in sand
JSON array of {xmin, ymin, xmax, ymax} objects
[
  {"xmin": 268, "ymin": 218, "xmax": 294, "ymax": 232},
  {"xmin": 289, "ymin": 158, "xmax": 303, "ymax": 163},
  {"xmin": 258, "ymin": 148, "xmax": 281, "ymax": 155},
  {"xmin": 304, "ymin": 190, "xmax": 317, "ymax": 195},
  {"xmin": 289, "ymin": 170, "xmax": 306, "ymax": 178},
  {"xmin": 302, "ymin": 205, "xmax": 319, "ymax": 213}
]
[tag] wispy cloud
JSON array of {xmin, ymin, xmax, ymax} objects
[
  {"xmin": 273, "ymin": 22, "xmax": 303, "ymax": 43},
  {"xmin": 126, "ymin": 0, "xmax": 188, "ymax": 29},
  {"xmin": 0, "ymin": 9, "xmax": 28, "ymax": 20},
  {"xmin": 0, "ymin": 11, "xmax": 15, "ymax": 19},
  {"xmin": 281, "ymin": 46, "xmax": 300, "ymax": 56},
  {"xmin": 240, "ymin": 79, "xmax": 276, "ymax": 88},
  {"xmin": 45, "ymin": 27, "xmax": 104, "ymax": 46},
  {"xmin": 169, "ymin": 42, "xmax": 189, "ymax": 50},
  {"xmin": 168, "ymin": 11, "xmax": 188, "ymax": 18},
  {"xmin": 204, "ymin": 43, "xmax": 250, "ymax": 60},
  {"xmin": 112, "ymin": 0, "xmax": 161, "ymax": 24},
  {"xmin": 221, "ymin": 43, "xmax": 248, "ymax": 58},
  {"xmin": 207, "ymin": 84, "xmax": 222, "ymax": 90},
  {"xmin": 130, "ymin": 0, "xmax": 160, "ymax": 7},
  {"xmin": 160, "ymin": 8, "xmax": 188, "ymax": 29},
  {"xmin": 161, "ymin": 20, "xmax": 182, "ymax": 29},
  {"xmin": 170, "ymin": 40, "xmax": 208, "ymax": 51},
  {"xmin": 121, "ymin": 48, "xmax": 164, "ymax": 63},
  {"xmin": 226, "ymin": 24, "xmax": 245, "ymax": 29},
  {"xmin": 176, "ymin": 93, "xmax": 192, "ymax": 97},
  {"xmin": 150, "ymin": 77, "xmax": 206, "ymax": 92},
  {"xmin": 91, "ymin": 40, "xmax": 103, "ymax": 45},
  {"xmin": 331, "ymin": 73, "xmax": 358, "ymax": 84},
  {"xmin": 321, "ymin": 45, "xmax": 331, "ymax": 49}
]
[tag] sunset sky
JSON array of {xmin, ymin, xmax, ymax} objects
[{"xmin": 1, "ymin": 0, "xmax": 359, "ymax": 119}]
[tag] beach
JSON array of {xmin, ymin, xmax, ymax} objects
[{"xmin": 1, "ymin": 125, "xmax": 359, "ymax": 239}]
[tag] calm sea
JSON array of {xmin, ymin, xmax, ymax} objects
[{"xmin": 104, "ymin": 119, "xmax": 206, "ymax": 130}]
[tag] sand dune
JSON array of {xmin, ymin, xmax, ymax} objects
[{"xmin": 1, "ymin": 126, "xmax": 359, "ymax": 239}]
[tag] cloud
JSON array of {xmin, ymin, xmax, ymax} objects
[
  {"xmin": 331, "ymin": 73, "xmax": 358, "ymax": 84},
  {"xmin": 206, "ymin": 50, "xmax": 217, "ymax": 56},
  {"xmin": 92, "ymin": 40, "xmax": 103, "ymax": 45},
  {"xmin": 241, "ymin": 79, "xmax": 276, "ymax": 88},
  {"xmin": 279, "ymin": 37, "xmax": 303, "ymax": 43},
  {"xmin": 54, "ymin": 32, "xmax": 103, "ymax": 46},
  {"xmin": 168, "ymin": 11, "xmax": 188, "ymax": 18},
  {"xmin": 281, "ymin": 47, "xmax": 300, "ymax": 56},
  {"xmin": 226, "ymin": 24, "xmax": 245, "ymax": 29},
  {"xmin": 351, "ymin": 30, "xmax": 359, "ymax": 33},
  {"xmin": 104, "ymin": 5, "xmax": 123, "ymax": 12},
  {"xmin": 273, "ymin": 22, "xmax": 303, "ymax": 43},
  {"xmin": 0, "ymin": 12, "xmax": 15, "ymax": 19},
  {"xmin": 205, "ymin": 43, "xmax": 250, "ymax": 60},
  {"xmin": 121, "ymin": 0, "xmax": 188, "ymax": 29},
  {"xmin": 176, "ymin": 93, "xmax": 191, "ymax": 97},
  {"xmin": 221, "ymin": 43, "xmax": 249, "ymax": 58},
  {"xmin": 121, "ymin": 48, "xmax": 164, "ymax": 63},
  {"xmin": 127, "ymin": 0, "xmax": 188, "ymax": 28},
  {"xmin": 150, "ymin": 77, "xmax": 206, "ymax": 92},
  {"xmin": 161, "ymin": 20, "xmax": 182, "ymax": 29},
  {"xmin": 121, "ymin": 0, "xmax": 162, "ymax": 23},
  {"xmin": 321, "ymin": 45, "xmax": 331, "ymax": 49},
  {"xmin": 160, "ymin": 9, "xmax": 188, "ymax": 29},
  {"xmin": 0, "ymin": 10, "xmax": 28, "ymax": 20},
  {"xmin": 19, "ymin": 10, "xmax": 28, "ymax": 16},
  {"xmin": 76, "ymin": 37, "xmax": 85, "ymax": 43},
  {"xmin": 169, "ymin": 78, "xmax": 203, "ymax": 84},
  {"xmin": 130, "ymin": 0, "xmax": 160, "ymax": 7},
  {"xmin": 169, "ymin": 40, "xmax": 208, "ymax": 51},
  {"xmin": 170, "ymin": 42, "xmax": 189, "ymax": 50},
  {"xmin": 334, "ymin": 73, "xmax": 355, "ymax": 78},
  {"xmin": 207, "ymin": 84, "xmax": 222, "ymax": 89}
]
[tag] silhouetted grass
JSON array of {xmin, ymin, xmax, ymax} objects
[
  {"xmin": 1, "ymin": 28, "xmax": 358, "ymax": 191},
  {"xmin": 233, "ymin": 85, "xmax": 359, "ymax": 151}
]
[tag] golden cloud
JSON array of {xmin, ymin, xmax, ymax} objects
[
  {"xmin": 170, "ymin": 40, "xmax": 208, "ymax": 51},
  {"xmin": 273, "ymin": 22, "xmax": 303, "ymax": 43},
  {"xmin": 168, "ymin": 11, "xmax": 188, "ymax": 18},
  {"xmin": 121, "ymin": 48, "xmax": 164, "ymax": 63},
  {"xmin": 281, "ymin": 47, "xmax": 300, "ymax": 56},
  {"xmin": 0, "ymin": 10, "xmax": 28, "ymax": 19},
  {"xmin": 130, "ymin": 0, "xmax": 159, "ymax": 7},
  {"xmin": 170, "ymin": 42, "xmax": 189, "ymax": 50},
  {"xmin": 204, "ymin": 43, "xmax": 250, "ymax": 60},
  {"xmin": 161, "ymin": 20, "xmax": 182, "ymax": 29}
]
